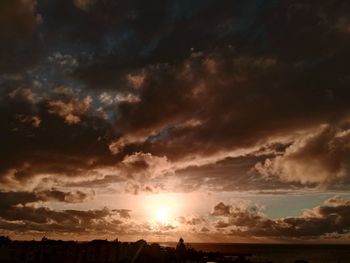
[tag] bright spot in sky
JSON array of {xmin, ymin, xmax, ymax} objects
[{"xmin": 155, "ymin": 206, "xmax": 170, "ymax": 225}]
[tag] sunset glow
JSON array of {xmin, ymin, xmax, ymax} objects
[
  {"xmin": 1, "ymin": 0, "xmax": 350, "ymax": 245},
  {"xmin": 155, "ymin": 207, "xmax": 170, "ymax": 225}
]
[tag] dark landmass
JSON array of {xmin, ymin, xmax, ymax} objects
[
  {"xmin": 0, "ymin": 236, "xmax": 340, "ymax": 263},
  {"xmin": 0, "ymin": 236, "xmax": 250, "ymax": 263}
]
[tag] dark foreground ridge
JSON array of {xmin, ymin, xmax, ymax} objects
[{"xmin": 0, "ymin": 236, "xmax": 315, "ymax": 263}]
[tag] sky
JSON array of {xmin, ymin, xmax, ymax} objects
[{"xmin": 1, "ymin": 0, "xmax": 350, "ymax": 243}]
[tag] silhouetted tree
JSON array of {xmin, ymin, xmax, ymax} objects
[{"xmin": 175, "ymin": 237, "xmax": 187, "ymax": 262}]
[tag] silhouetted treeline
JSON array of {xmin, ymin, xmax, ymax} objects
[
  {"xmin": 0, "ymin": 236, "xmax": 316, "ymax": 263},
  {"xmin": 0, "ymin": 236, "xmax": 252, "ymax": 263}
]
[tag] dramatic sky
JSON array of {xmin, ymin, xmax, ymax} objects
[{"xmin": 1, "ymin": 0, "xmax": 350, "ymax": 243}]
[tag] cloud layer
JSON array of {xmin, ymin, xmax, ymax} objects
[
  {"xmin": 209, "ymin": 197, "xmax": 350, "ymax": 239},
  {"xmin": 1, "ymin": 0, "xmax": 350, "ymax": 240}
]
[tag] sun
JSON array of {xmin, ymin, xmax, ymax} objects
[{"xmin": 155, "ymin": 206, "xmax": 170, "ymax": 225}]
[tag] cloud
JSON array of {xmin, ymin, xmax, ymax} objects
[
  {"xmin": 177, "ymin": 216, "xmax": 205, "ymax": 226},
  {"xmin": 109, "ymin": 47, "xmax": 348, "ymax": 159},
  {"xmin": 0, "ymin": 189, "xmax": 129, "ymax": 237},
  {"xmin": 101, "ymin": 43, "xmax": 350, "ymax": 189},
  {"xmin": 1, "ymin": 1, "xmax": 350, "ymax": 237},
  {"xmin": 212, "ymin": 202, "xmax": 231, "ymax": 216},
  {"xmin": 171, "ymin": 152, "xmax": 300, "ymax": 192},
  {"xmin": 1, "ymin": 195, "xmax": 349, "ymax": 240},
  {"xmin": 0, "ymin": 0, "xmax": 42, "ymax": 73},
  {"xmin": 122, "ymin": 152, "xmax": 173, "ymax": 179},
  {"xmin": 8, "ymin": 88, "xmax": 36, "ymax": 103},
  {"xmin": 0, "ymin": 189, "xmax": 93, "ymax": 209},
  {"xmin": 0, "ymin": 200, "xmax": 179, "ymax": 238},
  {"xmin": 47, "ymin": 96, "xmax": 92, "ymax": 124},
  {"xmin": 210, "ymin": 197, "xmax": 350, "ymax": 239},
  {"xmin": 0, "ymin": 82, "xmax": 116, "ymax": 192},
  {"xmin": 73, "ymin": 0, "xmax": 98, "ymax": 11},
  {"xmin": 15, "ymin": 114, "xmax": 41, "ymax": 127},
  {"xmin": 211, "ymin": 200, "xmax": 264, "ymax": 227},
  {"xmin": 0, "ymin": 206, "xmax": 128, "ymax": 235},
  {"xmin": 255, "ymin": 125, "xmax": 350, "ymax": 185},
  {"xmin": 113, "ymin": 209, "xmax": 131, "ymax": 219},
  {"xmin": 0, "ymin": 0, "xmax": 41, "ymax": 37},
  {"xmin": 36, "ymin": 189, "xmax": 94, "ymax": 203},
  {"xmin": 127, "ymin": 73, "xmax": 146, "ymax": 90}
]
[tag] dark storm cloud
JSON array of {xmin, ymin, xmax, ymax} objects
[
  {"xmin": 0, "ymin": 0, "xmax": 42, "ymax": 73},
  {"xmin": 0, "ymin": 83, "xmax": 116, "ymax": 190},
  {"xmin": 1, "ymin": 0, "xmax": 350, "ymax": 197},
  {"xmin": 106, "ymin": 0, "xmax": 350, "ymax": 167},
  {"xmin": 113, "ymin": 43, "xmax": 350, "ymax": 152},
  {"xmin": 210, "ymin": 197, "xmax": 350, "ymax": 238},
  {"xmin": 39, "ymin": 0, "xmax": 267, "ymax": 90},
  {"xmin": 108, "ymin": 46, "xmax": 350, "ymax": 187}
]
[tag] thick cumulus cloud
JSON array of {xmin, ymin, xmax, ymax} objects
[
  {"xmin": 209, "ymin": 197, "xmax": 350, "ymax": 239},
  {"xmin": 256, "ymin": 125, "xmax": 350, "ymax": 185}
]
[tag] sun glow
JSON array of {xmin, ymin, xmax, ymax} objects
[
  {"xmin": 139, "ymin": 193, "xmax": 188, "ymax": 227},
  {"xmin": 155, "ymin": 206, "xmax": 170, "ymax": 225}
]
